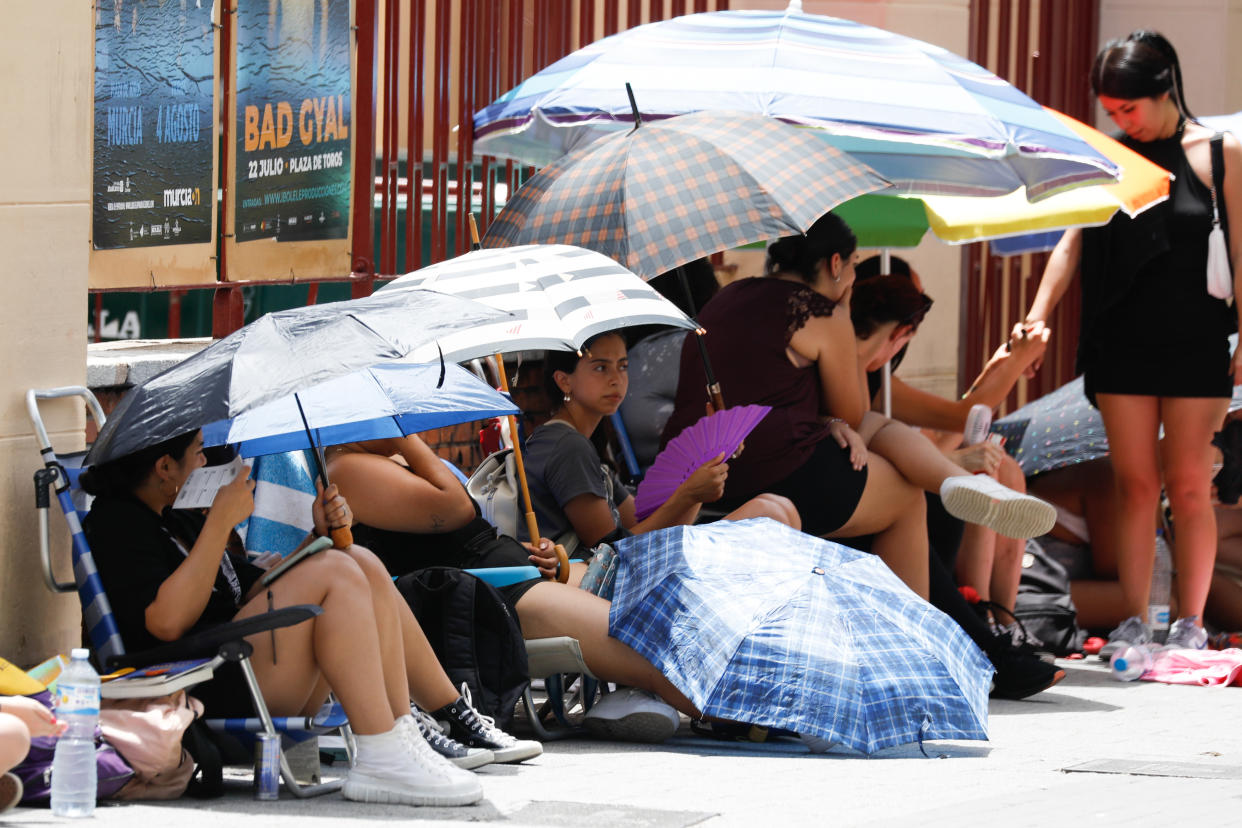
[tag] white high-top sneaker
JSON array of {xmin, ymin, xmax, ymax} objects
[{"xmin": 343, "ymin": 716, "xmax": 483, "ymax": 807}]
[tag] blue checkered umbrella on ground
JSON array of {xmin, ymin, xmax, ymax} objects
[
  {"xmin": 609, "ymin": 518, "xmax": 992, "ymax": 755},
  {"xmin": 482, "ymin": 110, "xmax": 890, "ymax": 280}
]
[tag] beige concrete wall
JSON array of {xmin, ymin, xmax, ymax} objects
[
  {"xmin": 1100, "ymin": 0, "xmax": 1242, "ymax": 127},
  {"xmin": 0, "ymin": 1, "xmax": 92, "ymax": 665}
]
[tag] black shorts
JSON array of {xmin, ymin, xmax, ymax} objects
[{"xmin": 721, "ymin": 437, "xmax": 868, "ymax": 536}]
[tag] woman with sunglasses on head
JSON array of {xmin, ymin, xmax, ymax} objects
[{"xmin": 1020, "ymin": 31, "xmax": 1242, "ymax": 655}]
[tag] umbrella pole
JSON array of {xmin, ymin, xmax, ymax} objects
[
  {"xmin": 468, "ymin": 213, "xmax": 481, "ymax": 250},
  {"xmin": 674, "ymin": 266, "xmax": 726, "ymax": 413},
  {"xmin": 880, "ymin": 249, "xmax": 893, "ymax": 417},
  {"xmin": 492, "ymin": 353, "xmax": 570, "ymax": 583},
  {"xmin": 295, "ymin": 394, "xmax": 354, "ymax": 549}
]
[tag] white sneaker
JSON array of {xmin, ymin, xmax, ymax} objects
[
  {"xmin": 1164, "ymin": 616, "xmax": 1209, "ymax": 651},
  {"xmin": 343, "ymin": 718, "xmax": 483, "ymax": 807},
  {"xmin": 583, "ymin": 687, "xmax": 681, "ymax": 743},
  {"xmin": 940, "ymin": 475, "xmax": 1056, "ymax": 539}
]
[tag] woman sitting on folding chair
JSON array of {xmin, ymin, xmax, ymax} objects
[{"xmin": 81, "ymin": 430, "xmax": 494, "ymax": 808}]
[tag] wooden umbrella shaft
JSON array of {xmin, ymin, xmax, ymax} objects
[{"xmin": 493, "ymin": 352, "xmax": 569, "ymax": 583}]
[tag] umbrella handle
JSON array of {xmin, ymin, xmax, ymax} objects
[
  {"xmin": 330, "ymin": 526, "xmax": 353, "ymax": 549},
  {"xmin": 553, "ymin": 543, "xmax": 571, "ymax": 584}
]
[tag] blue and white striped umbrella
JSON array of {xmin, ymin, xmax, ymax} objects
[
  {"xmin": 378, "ymin": 244, "xmax": 697, "ymax": 362},
  {"xmin": 609, "ymin": 518, "xmax": 992, "ymax": 755},
  {"xmin": 474, "ymin": 4, "xmax": 1119, "ymax": 200}
]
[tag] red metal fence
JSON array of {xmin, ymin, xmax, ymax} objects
[{"xmin": 963, "ymin": 0, "xmax": 1099, "ymax": 408}]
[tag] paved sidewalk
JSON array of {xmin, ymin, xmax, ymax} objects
[{"xmin": 5, "ymin": 659, "xmax": 1241, "ymax": 826}]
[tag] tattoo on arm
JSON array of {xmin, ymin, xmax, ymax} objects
[{"xmin": 430, "ymin": 513, "xmax": 445, "ymax": 532}]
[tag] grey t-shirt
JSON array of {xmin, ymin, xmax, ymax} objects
[{"xmin": 520, "ymin": 420, "xmax": 627, "ymax": 544}]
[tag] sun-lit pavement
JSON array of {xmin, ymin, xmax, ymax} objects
[{"xmin": 6, "ymin": 658, "xmax": 1241, "ymax": 827}]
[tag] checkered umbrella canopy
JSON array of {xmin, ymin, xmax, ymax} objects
[
  {"xmin": 482, "ymin": 110, "xmax": 890, "ymax": 280},
  {"xmin": 609, "ymin": 518, "xmax": 992, "ymax": 755}
]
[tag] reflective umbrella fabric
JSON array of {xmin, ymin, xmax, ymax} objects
[
  {"xmin": 379, "ymin": 244, "xmax": 697, "ymax": 361},
  {"xmin": 609, "ymin": 519, "xmax": 992, "ymax": 754},
  {"xmin": 201, "ymin": 362, "xmax": 517, "ymax": 458},
  {"xmin": 480, "ymin": 110, "xmax": 890, "ymax": 280},
  {"xmin": 86, "ymin": 289, "xmax": 509, "ymax": 465},
  {"xmin": 474, "ymin": 7, "xmax": 1118, "ymax": 200}
]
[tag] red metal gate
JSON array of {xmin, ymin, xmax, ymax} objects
[{"xmin": 964, "ymin": 0, "xmax": 1099, "ymax": 409}]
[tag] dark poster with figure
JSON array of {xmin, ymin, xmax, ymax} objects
[
  {"xmin": 235, "ymin": 0, "xmax": 352, "ymax": 243},
  {"xmin": 93, "ymin": 0, "xmax": 215, "ymax": 250}
]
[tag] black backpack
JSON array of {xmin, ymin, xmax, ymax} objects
[
  {"xmin": 394, "ymin": 567, "xmax": 529, "ymax": 730},
  {"xmin": 1013, "ymin": 538, "xmax": 1088, "ymax": 656}
]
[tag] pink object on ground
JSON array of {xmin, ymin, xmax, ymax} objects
[
  {"xmin": 1142, "ymin": 647, "xmax": 1242, "ymax": 686},
  {"xmin": 634, "ymin": 405, "xmax": 771, "ymax": 521}
]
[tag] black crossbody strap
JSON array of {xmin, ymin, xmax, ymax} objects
[{"xmin": 1211, "ymin": 133, "xmax": 1231, "ymax": 261}]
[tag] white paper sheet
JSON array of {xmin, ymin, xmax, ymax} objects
[{"xmin": 173, "ymin": 455, "xmax": 245, "ymax": 510}]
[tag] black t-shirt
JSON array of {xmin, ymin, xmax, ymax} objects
[{"xmin": 83, "ymin": 494, "xmax": 264, "ymax": 654}]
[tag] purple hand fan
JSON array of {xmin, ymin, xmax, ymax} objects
[{"xmin": 633, "ymin": 404, "xmax": 772, "ymax": 521}]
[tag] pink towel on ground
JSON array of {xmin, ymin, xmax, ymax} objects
[{"xmin": 1142, "ymin": 647, "xmax": 1242, "ymax": 686}]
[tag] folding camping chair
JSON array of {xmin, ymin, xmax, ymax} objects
[{"xmin": 27, "ymin": 385, "xmax": 351, "ymax": 798}]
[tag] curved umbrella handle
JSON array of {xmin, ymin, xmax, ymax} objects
[
  {"xmin": 330, "ymin": 526, "xmax": 353, "ymax": 549},
  {"xmin": 553, "ymin": 544, "xmax": 570, "ymax": 584}
]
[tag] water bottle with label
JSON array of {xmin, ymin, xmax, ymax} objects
[
  {"xmin": 51, "ymin": 648, "xmax": 100, "ymax": 818},
  {"xmin": 1148, "ymin": 530, "xmax": 1173, "ymax": 645},
  {"xmin": 1108, "ymin": 643, "xmax": 1155, "ymax": 681}
]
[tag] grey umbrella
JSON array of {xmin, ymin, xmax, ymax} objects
[{"xmin": 85, "ymin": 288, "xmax": 511, "ymax": 467}]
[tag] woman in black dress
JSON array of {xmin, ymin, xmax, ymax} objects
[{"xmin": 1021, "ymin": 31, "xmax": 1242, "ymax": 652}]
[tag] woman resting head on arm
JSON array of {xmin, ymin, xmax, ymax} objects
[
  {"xmin": 522, "ymin": 331, "xmax": 800, "ymax": 552},
  {"xmin": 80, "ymin": 430, "xmax": 497, "ymax": 806}
]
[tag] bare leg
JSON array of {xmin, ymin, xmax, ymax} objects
[
  {"xmin": 955, "ymin": 522, "xmax": 995, "ymax": 602},
  {"xmin": 724, "ymin": 493, "xmax": 802, "ymax": 531},
  {"xmin": 988, "ymin": 456, "xmax": 1028, "ymax": 611},
  {"xmin": 1095, "ymin": 394, "xmax": 1162, "ymax": 620},
  {"xmin": 1160, "ymin": 396, "xmax": 1230, "ymax": 624},
  {"xmin": 859, "ymin": 412, "xmax": 971, "ymax": 493},
  {"xmin": 1071, "ymin": 580, "xmax": 1134, "ymax": 631},
  {"xmin": 0, "ymin": 715, "xmax": 30, "ymax": 775},
  {"xmin": 831, "ymin": 453, "xmax": 929, "ymax": 598},
  {"xmin": 514, "ymin": 582, "xmax": 702, "ymax": 718},
  {"xmin": 338, "ymin": 545, "xmax": 459, "ymax": 713},
  {"xmin": 235, "ymin": 549, "xmax": 396, "ymax": 735}
]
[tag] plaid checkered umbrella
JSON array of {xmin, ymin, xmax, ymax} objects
[
  {"xmin": 378, "ymin": 244, "xmax": 697, "ymax": 362},
  {"xmin": 482, "ymin": 110, "xmax": 890, "ymax": 280},
  {"xmin": 609, "ymin": 519, "xmax": 992, "ymax": 755}
]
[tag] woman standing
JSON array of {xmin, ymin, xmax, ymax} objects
[{"xmin": 1021, "ymin": 31, "xmax": 1242, "ymax": 652}]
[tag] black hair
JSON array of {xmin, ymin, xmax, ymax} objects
[
  {"xmin": 855, "ymin": 254, "xmax": 913, "ymax": 282},
  {"xmin": 79, "ymin": 431, "xmax": 198, "ymax": 498},
  {"xmin": 1091, "ymin": 30, "xmax": 1192, "ymax": 119},
  {"xmin": 542, "ymin": 331, "xmax": 627, "ymax": 406},
  {"xmin": 764, "ymin": 211, "xmax": 857, "ymax": 284},
  {"xmin": 850, "ymin": 275, "xmax": 933, "ymax": 339}
]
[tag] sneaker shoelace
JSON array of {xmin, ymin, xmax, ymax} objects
[
  {"xmin": 399, "ymin": 716, "xmax": 456, "ymax": 773},
  {"xmin": 458, "ymin": 683, "xmax": 517, "ymax": 747},
  {"xmin": 1109, "ymin": 615, "xmax": 1150, "ymax": 644},
  {"xmin": 413, "ymin": 709, "xmax": 469, "ymax": 755}
]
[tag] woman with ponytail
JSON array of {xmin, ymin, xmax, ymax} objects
[{"xmin": 1021, "ymin": 31, "xmax": 1242, "ymax": 654}]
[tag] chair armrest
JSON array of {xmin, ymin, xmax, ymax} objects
[{"xmin": 106, "ymin": 604, "xmax": 321, "ymax": 670}]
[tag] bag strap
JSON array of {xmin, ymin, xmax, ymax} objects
[
  {"xmin": 1211, "ymin": 133, "xmax": 1231, "ymax": 260},
  {"xmin": 181, "ymin": 717, "xmax": 223, "ymax": 799}
]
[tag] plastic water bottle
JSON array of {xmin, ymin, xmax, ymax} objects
[
  {"xmin": 963, "ymin": 403, "xmax": 992, "ymax": 446},
  {"xmin": 51, "ymin": 648, "xmax": 100, "ymax": 817},
  {"xmin": 1109, "ymin": 643, "xmax": 1155, "ymax": 681},
  {"xmin": 1149, "ymin": 530, "xmax": 1173, "ymax": 645}
]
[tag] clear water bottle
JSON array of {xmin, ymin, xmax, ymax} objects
[
  {"xmin": 1149, "ymin": 530, "xmax": 1173, "ymax": 645},
  {"xmin": 1109, "ymin": 643, "xmax": 1155, "ymax": 681},
  {"xmin": 51, "ymin": 648, "xmax": 100, "ymax": 817}
]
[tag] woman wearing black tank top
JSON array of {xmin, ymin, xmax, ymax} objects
[{"xmin": 1022, "ymin": 31, "xmax": 1242, "ymax": 653}]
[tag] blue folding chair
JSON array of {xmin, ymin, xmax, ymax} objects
[{"xmin": 27, "ymin": 386, "xmax": 351, "ymax": 798}]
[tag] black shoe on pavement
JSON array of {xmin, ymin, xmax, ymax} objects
[
  {"xmin": 432, "ymin": 685, "xmax": 543, "ymax": 764},
  {"xmin": 988, "ymin": 642, "xmax": 1065, "ymax": 700}
]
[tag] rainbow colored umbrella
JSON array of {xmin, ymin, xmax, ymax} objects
[{"xmin": 835, "ymin": 109, "xmax": 1171, "ymax": 253}]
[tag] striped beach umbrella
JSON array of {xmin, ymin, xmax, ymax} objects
[
  {"xmin": 474, "ymin": 3, "xmax": 1119, "ymax": 201},
  {"xmin": 377, "ymin": 244, "xmax": 698, "ymax": 363},
  {"xmin": 481, "ymin": 110, "xmax": 891, "ymax": 279}
]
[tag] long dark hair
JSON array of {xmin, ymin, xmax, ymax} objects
[
  {"xmin": 765, "ymin": 211, "xmax": 857, "ymax": 284},
  {"xmin": 79, "ymin": 432, "xmax": 197, "ymax": 498},
  {"xmin": 850, "ymin": 275, "xmax": 933, "ymax": 339},
  {"xmin": 1091, "ymin": 30, "xmax": 1192, "ymax": 119}
]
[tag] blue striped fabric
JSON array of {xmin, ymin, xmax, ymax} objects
[
  {"xmin": 609, "ymin": 518, "xmax": 992, "ymax": 755},
  {"xmin": 474, "ymin": 8, "xmax": 1118, "ymax": 200},
  {"xmin": 239, "ymin": 450, "xmax": 317, "ymax": 557}
]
